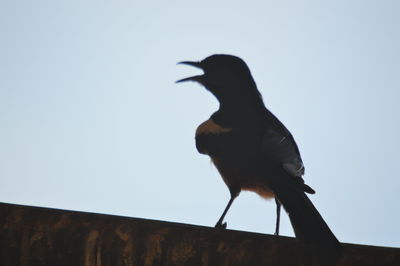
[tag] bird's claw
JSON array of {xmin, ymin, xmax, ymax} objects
[{"xmin": 215, "ymin": 222, "xmax": 227, "ymax": 229}]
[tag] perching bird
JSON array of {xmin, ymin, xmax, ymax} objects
[{"xmin": 177, "ymin": 54, "xmax": 340, "ymax": 249}]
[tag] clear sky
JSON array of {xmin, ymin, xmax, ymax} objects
[{"xmin": 1, "ymin": 0, "xmax": 399, "ymax": 248}]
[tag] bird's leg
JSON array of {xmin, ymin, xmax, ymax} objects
[
  {"xmin": 215, "ymin": 191, "xmax": 239, "ymax": 229},
  {"xmin": 274, "ymin": 197, "xmax": 281, "ymax": 235}
]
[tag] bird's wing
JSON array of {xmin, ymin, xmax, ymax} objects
[
  {"xmin": 261, "ymin": 110, "xmax": 315, "ymax": 194},
  {"xmin": 262, "ymin": 110, "xmax": 305, "ymax": 177},
  {"xmin": 263, "ymin": 128, "xmax": 305, "ymax": 177}
]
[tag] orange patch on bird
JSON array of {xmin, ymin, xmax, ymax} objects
[
  {"xmin": 196, "ymin": 119, "xmax": 232, "ymax": 135},
  {"xmin": 242, "ymin": 185, "xmax": 275, "ymax": 199}
]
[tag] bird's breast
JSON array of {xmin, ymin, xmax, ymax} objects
[
  {"xmin": 195, "ymin": 119, "xmax": 233, "ymax": 155},
  {"xmin": 211, "ymin": 157, "xmax": 275, "ymax": 199},
  {"xmin": 196, "ymin": 119, "xmax": 232, "ymax": 135},
  {"xmin": 195, "ymin": 118, "xmax": 275, "ymax": 199}
]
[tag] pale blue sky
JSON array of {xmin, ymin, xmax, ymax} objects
[{"xmin": 1, "ymin": 0, "xmax": 399, "ymax": 247}]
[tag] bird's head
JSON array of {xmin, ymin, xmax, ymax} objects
[{"xmin": 177, "ymin": 54, "xmax": 261, "ymax": 105}]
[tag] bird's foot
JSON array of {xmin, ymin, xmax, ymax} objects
[{"xmin": 215, "ymin": 221, "xmax": 227, "ymax": 229}]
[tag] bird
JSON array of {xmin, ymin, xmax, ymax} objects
[{"xmin": 177, "ymin": 54, "xmax": 341, "ymax": 250}]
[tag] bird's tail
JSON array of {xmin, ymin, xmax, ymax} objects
[{"xmin": 273, "ymin": 179, "xmax": 341, "ymax": 251}]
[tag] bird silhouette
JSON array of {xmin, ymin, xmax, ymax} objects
[{"xmin": 177, "ymin": 54, "xmax": 341, "ymax": 250}]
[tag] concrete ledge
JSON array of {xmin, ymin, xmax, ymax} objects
[{"xmin": 0, "ymin": 202, "xmax": 399, "ymax": 266}]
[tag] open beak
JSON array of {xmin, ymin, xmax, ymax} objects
[
  {"xmin": 175, "ymin": 75, "xmax": 204, "ymax": 83},
  {"xmin": 178, "ymin": 61, "xmax": 202, "ymax": 68},
  {"xmin": 176, "ymin": 61, "xmax": 204, "ymax": 83}
]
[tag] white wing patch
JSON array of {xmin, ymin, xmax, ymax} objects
[
  {"xmin": 283, "ymin": 159, "xmax": 305, "ymax": 177},
  {"xmin": 263, "ymin": 129, "xmax": 305, "ymax": 177},
  {"xmin": 196, "ymin": 119, "xmax": 232, "ymax": 135}
]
